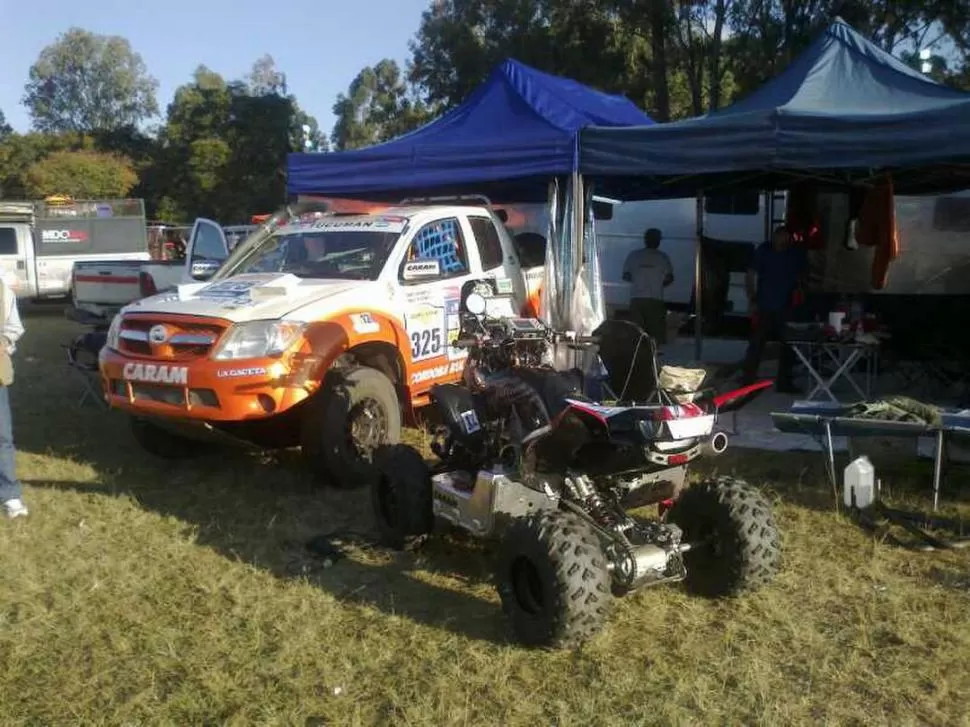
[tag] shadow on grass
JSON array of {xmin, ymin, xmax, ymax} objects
[
  {"xmin": 14, "ymin": 310, "xmax": 970, "ymax": 644},
  {"xmin": 14, "ymin": 311, "xmax": 508, "ymax": 645}
]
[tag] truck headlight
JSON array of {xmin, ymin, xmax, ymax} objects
[
  {"xmin": 211, "ymin": 320, "xmax": 306, "ymax": 360},
  {"xmin": 106, "ymin": 314, "xmax": 123, "ymax": 351}
]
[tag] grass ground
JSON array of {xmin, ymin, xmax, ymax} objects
[{"xmin": 1, "ymin": 307, "xmax": 968, "ymax": 726}]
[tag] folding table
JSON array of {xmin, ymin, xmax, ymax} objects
[
  {"xmin": 771, "ymin": 401, "xmax": 970, "ymax": 511},
  {"xmin": 787, "ymin": 337, "xmax": 879, "ymax": 402}
]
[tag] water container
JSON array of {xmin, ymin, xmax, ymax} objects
[{"xmin": 843, "ymin": 456, "xmax": 876, "ymax": 509}]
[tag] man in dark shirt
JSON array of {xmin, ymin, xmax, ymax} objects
[{"xmin": 741, "ymin": 225, "xmax": 807, "ymax": 392}]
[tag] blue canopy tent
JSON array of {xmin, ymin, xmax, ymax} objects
[
  {"xmin": 287, "ymin": 58, "xmax": 653, "ymax": 203},
  {"xmin": 287, "ymin": 59, "xmax": 654, "ymax": 333},
  {"xmin": 582, "ymin": 18, "xmax": 970, "ymax": 200},
  {"xmin": 581, "ymin": 18, "xmax": 970, "ymax": 358}
]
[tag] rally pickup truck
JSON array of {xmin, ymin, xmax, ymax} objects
[
  {"xmin": 71, "ymin": 218, "xmax": 257, "ymax": 319},
  {"xmin": 99, "ymin": 201, "xmax": 545, "ymax": 487}
]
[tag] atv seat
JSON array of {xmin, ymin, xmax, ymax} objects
[{"xmin": 591, "ymin": 319, "xmax": 709, "ymax": 405}]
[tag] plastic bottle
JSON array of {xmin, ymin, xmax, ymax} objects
[{"xmin": 843, "ymin": 455, "xmax": 876, "ymax": 509}]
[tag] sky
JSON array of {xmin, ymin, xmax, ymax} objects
[{"xmin": 0, "ymin": 0, "xmax": 431, "ymax": 137}]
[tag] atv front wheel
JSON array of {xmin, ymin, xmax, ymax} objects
[
  {"xmin": 301, "ymin": 366, "xmax": 401, "ymax": 488},
  {"xmin": 495, "ymin": 510, "xmax": 613, "ymax": 649},
  {"xmin": 371, "ymin": 444, "xmax": 434, "ymax": 549},
  {"xmin": 668, "ymin": 476, "xmax": 781, "ymax": 597}
]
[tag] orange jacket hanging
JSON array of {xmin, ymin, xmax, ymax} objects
[{"xmin": 853, "ymin": 175, "xmax": 899, "ymax": 290}]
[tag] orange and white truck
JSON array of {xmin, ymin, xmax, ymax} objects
[{"xmin": 99, "ymin": 200, "xmax": 544, "ymax": 486}]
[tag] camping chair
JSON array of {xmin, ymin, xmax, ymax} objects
[{"xmin": 65, "ymin": 329, "xmax": 109, "ymax": 409}]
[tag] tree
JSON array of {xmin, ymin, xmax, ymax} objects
[
  {"xmin": 23, "ymin": 27, "xmax": 159, "ymax": 133},
  {"xmin": 154, "ymin": 58, "xmax": 326, "ymax": 222},
  {"xmin": 331, "ymin": 60, "xmax": 431, "ymax": 150},
  {"xmin": 24, "ymin": 150, "xmax": 138, "ymax": 199},
  {"xmin": 0, "ymin": 110, "xmax": 11, "ymax": 142},
  {"xmin": 0, "ymin": 132, "xmax": 79, "ymax": 198}
]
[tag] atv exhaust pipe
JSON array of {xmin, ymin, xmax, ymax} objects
[{"xmin": 701, "ymin": 431, "xmax": 729, "ymax": 457}]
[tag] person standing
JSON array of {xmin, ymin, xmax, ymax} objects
[
  {"xmin": 0, "ymin": 275, "xmax": 26, "ymax": 518},
  {"xmin": 622, "ymin": 228, "xmax": 674, "ymax": 343},
  {"xmin": 741, "ymin": 225, "xmax": 807, "ymax": 393}
]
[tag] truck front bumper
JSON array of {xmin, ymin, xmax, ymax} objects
[{"xmin": 99, "ymin": 348, "xmax": 319, "ymax": 422}]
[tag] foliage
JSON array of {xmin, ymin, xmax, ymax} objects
[
  {"xmin": 331, "ymin": 60, "xmax": 432, "ymax": 150},
  {"xmin": 0, "ymin": 110, "xmax": 11, "ymax": 142},
  {"xmin": 24, "ymin": 149, "xmax": 138, "ymax": 199},
  {"xmin": 23, "ymin": 27, "xmax": 159, "ymax": 134}
]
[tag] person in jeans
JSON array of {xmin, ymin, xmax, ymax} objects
[
  {"xmin": 0, "ymin": 275, "xmax": 26, "ymax": 518},
  {"xmin": 622, "ymin": 228, "xmax": 674, "ymax": 343},
  {"xmin": 741, "ymin": 225, "xmax": 807, "ymax": 393}
]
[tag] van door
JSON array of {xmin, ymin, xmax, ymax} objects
[
  {"xmin": 185, "ymin": 218, "xmax": 229, "ymax": 282},
  {"xmin": 0, "ymin": 224, "xmax": 31, "ymax": 295}
]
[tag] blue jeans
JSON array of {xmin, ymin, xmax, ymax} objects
[{"xmin": 0, "ymin": 385, "xmax": 20, "ymax": 502}]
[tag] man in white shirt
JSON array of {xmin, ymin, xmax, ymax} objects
[
  {"xmin": 622, "ymin": 228, "xmax": 674, "ymax": 343},
  {"xmin": 0, "ymin": 274, "xmax": 27, "ymax": 518}
]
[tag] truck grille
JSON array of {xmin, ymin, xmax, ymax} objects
[{"xmin": 118, "ymin": 318, "xmax": 228, "ymax": 360}]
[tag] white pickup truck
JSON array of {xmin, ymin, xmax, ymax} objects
[
  {"xmin": 71, "ymin": 218, "xmax": 257, "ymax": 319},
  {"xmin": 0, "ymin": 199, "xmax": 149, "ymax": 301}
]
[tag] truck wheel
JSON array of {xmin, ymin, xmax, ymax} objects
[
  {"xmin": 301, "ymin": 366, "xmax": 401, "ymax": 488},
  {"xmin": 495, "ymin": 510, "xmax": 613, "ymax": 649},
  {"xmin": 129, "ymin": 416, "xmax": 204, "ymax": 459},
  {"xmin": 371, "ymin": 444, "xmax": 434, "ymax": 549},
  {"xmin": 668, "ymin": 476, "xmax": 781, "ymax": 597}
]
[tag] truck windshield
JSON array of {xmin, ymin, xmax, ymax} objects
[{"xmin": 220, "ymin": 225, "xmax": 401, "ymax": 281}]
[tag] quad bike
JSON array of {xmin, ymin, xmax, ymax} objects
[{"xmin": 371, "ymin": 291, "xmax": 781, "ymax": 648}]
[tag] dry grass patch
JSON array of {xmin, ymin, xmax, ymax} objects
[{"xmin": 0, "ymin": 307, "xmax": 968, "ymax": 726}]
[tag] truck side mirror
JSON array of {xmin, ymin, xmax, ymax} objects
[{"xmin": 190, "ymin": 259, "xmax": 221, "ymax": 281}]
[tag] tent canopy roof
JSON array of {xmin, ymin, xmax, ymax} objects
[
  {"xmin": 582, "ymin": 19, "xmax": 970, "ymax": 199},
  {"xmin": 288, "ymin": 58, "xmax": 653, "ymax": 202}
]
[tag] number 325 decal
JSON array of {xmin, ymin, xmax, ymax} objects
[{"xmin": 411, "ymin": 328, "xmax": 442, "ymax": 360}]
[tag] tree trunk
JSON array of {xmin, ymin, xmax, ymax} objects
[{"xmin": 649, "ymin": 1, "xmax": 671, "ymax": 121}]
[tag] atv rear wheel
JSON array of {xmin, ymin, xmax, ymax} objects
[
  {"xmin": 371, "ymin": 444, "xmax": 434, "ymax": 549},
  {"xmin": 668, "ymin": 476, "xmax": 781, "ymax": 597},
  {"xmin": 495, "ymin": 510, "xmax": 613, "ymax": 649},
  {"xmin": 301, "ymin": 366, "xmax": 401, "ymax": 488},
  {"xmin": 129, "ymin": 416, "xmax": 205, "ymax": 459}
]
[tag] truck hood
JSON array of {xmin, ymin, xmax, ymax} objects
[{"xmin": 122, "ymin": 273, "xmax": 375, "ymax": 322}]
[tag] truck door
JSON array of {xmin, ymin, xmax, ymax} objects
[
  {"xmin": 185, "ymin": 218, "xmax": 230, "ymax": 282},
  {"xmin": 465, "ymin": 213, "xmax": 529, "ymax": 311},
  {"xmin": 395, "ymin": 216, "xmax": 482, "ymax": 387},
  {"xmin": 0, "ymin": 224, "xmax": 32, "ymax": 295}
]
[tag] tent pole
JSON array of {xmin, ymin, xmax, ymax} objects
[
  {"xmin": 571, "ymin": 171, "xmax": 584, "ymax": 325},
  {"xmin": 694, "ymin": 192, "xmax": 704, "ymax": 361}
]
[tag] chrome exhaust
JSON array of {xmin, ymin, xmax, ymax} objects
[{"xmin": 701, "ymin": 431, "xmax": 729, "ymax": 457}]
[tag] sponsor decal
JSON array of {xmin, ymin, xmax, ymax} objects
[
  {"xmin": 459, "ymin": 409, "xmax": 481, "ymax": 434},
  {"xmin": 402, "ymin": 260, "xmax": 440, "ymax": 280},
  {"xmin": 496, "ymin": 277, "xmax": 514, "ymax": 294},
  {"xmin": 217, "ymin": 366, "xmax": 267, "ymax": 378},
  {"xmin": 195, "ymin": 279, "xmax": 261, "ymax": 307},
  {"xmin": 350, "ymin": 312, "xmax": 380, "ymax": 334},
  {"xmin": 123, "ymin": 362, "xmax": 188, "ymax": 385},
  {"xmin": 41, "ymin": 229, "xmax": 88, "ymax": 243},
  {"xmin": 410, "ymin": 360, "xmax": 464, "ymax": 385}
]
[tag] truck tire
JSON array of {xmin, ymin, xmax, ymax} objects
[
  {"xmin": 129, "ymin": 416, "xmax": 204, "ymax": 459},
  {"xmin": 301, "ymin": 366, "xmax": 401, "ymax": 489},
  {"xmin": 371, "ymin": 444, "xmax": 434, "ymax": 549},
  {"xmin": 668, "ymin": 476, "xmax": 781, "ymax": 598},
  {"xmin": 495, "ymin": 510, "xmax": 613, "ymax": 649}
]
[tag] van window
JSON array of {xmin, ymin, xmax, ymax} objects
[
  {"xmin": 933, "ymin": 197, "xmax": 970, "ymax": 232},
  {"xmin": 468, "ymin": 216, "xmax": 504, "ymax": 270},
  {"xmin": 705, "ymin": 192, "xmax": 760, "ymax": 216},
  {"xmin": 0, "ymin": 228, "xmax": 17, "ymax": 255}
]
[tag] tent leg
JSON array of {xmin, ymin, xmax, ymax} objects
[{"xmin": 694, "ymin": 193, "xmax": 704, "ymax": 361}]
